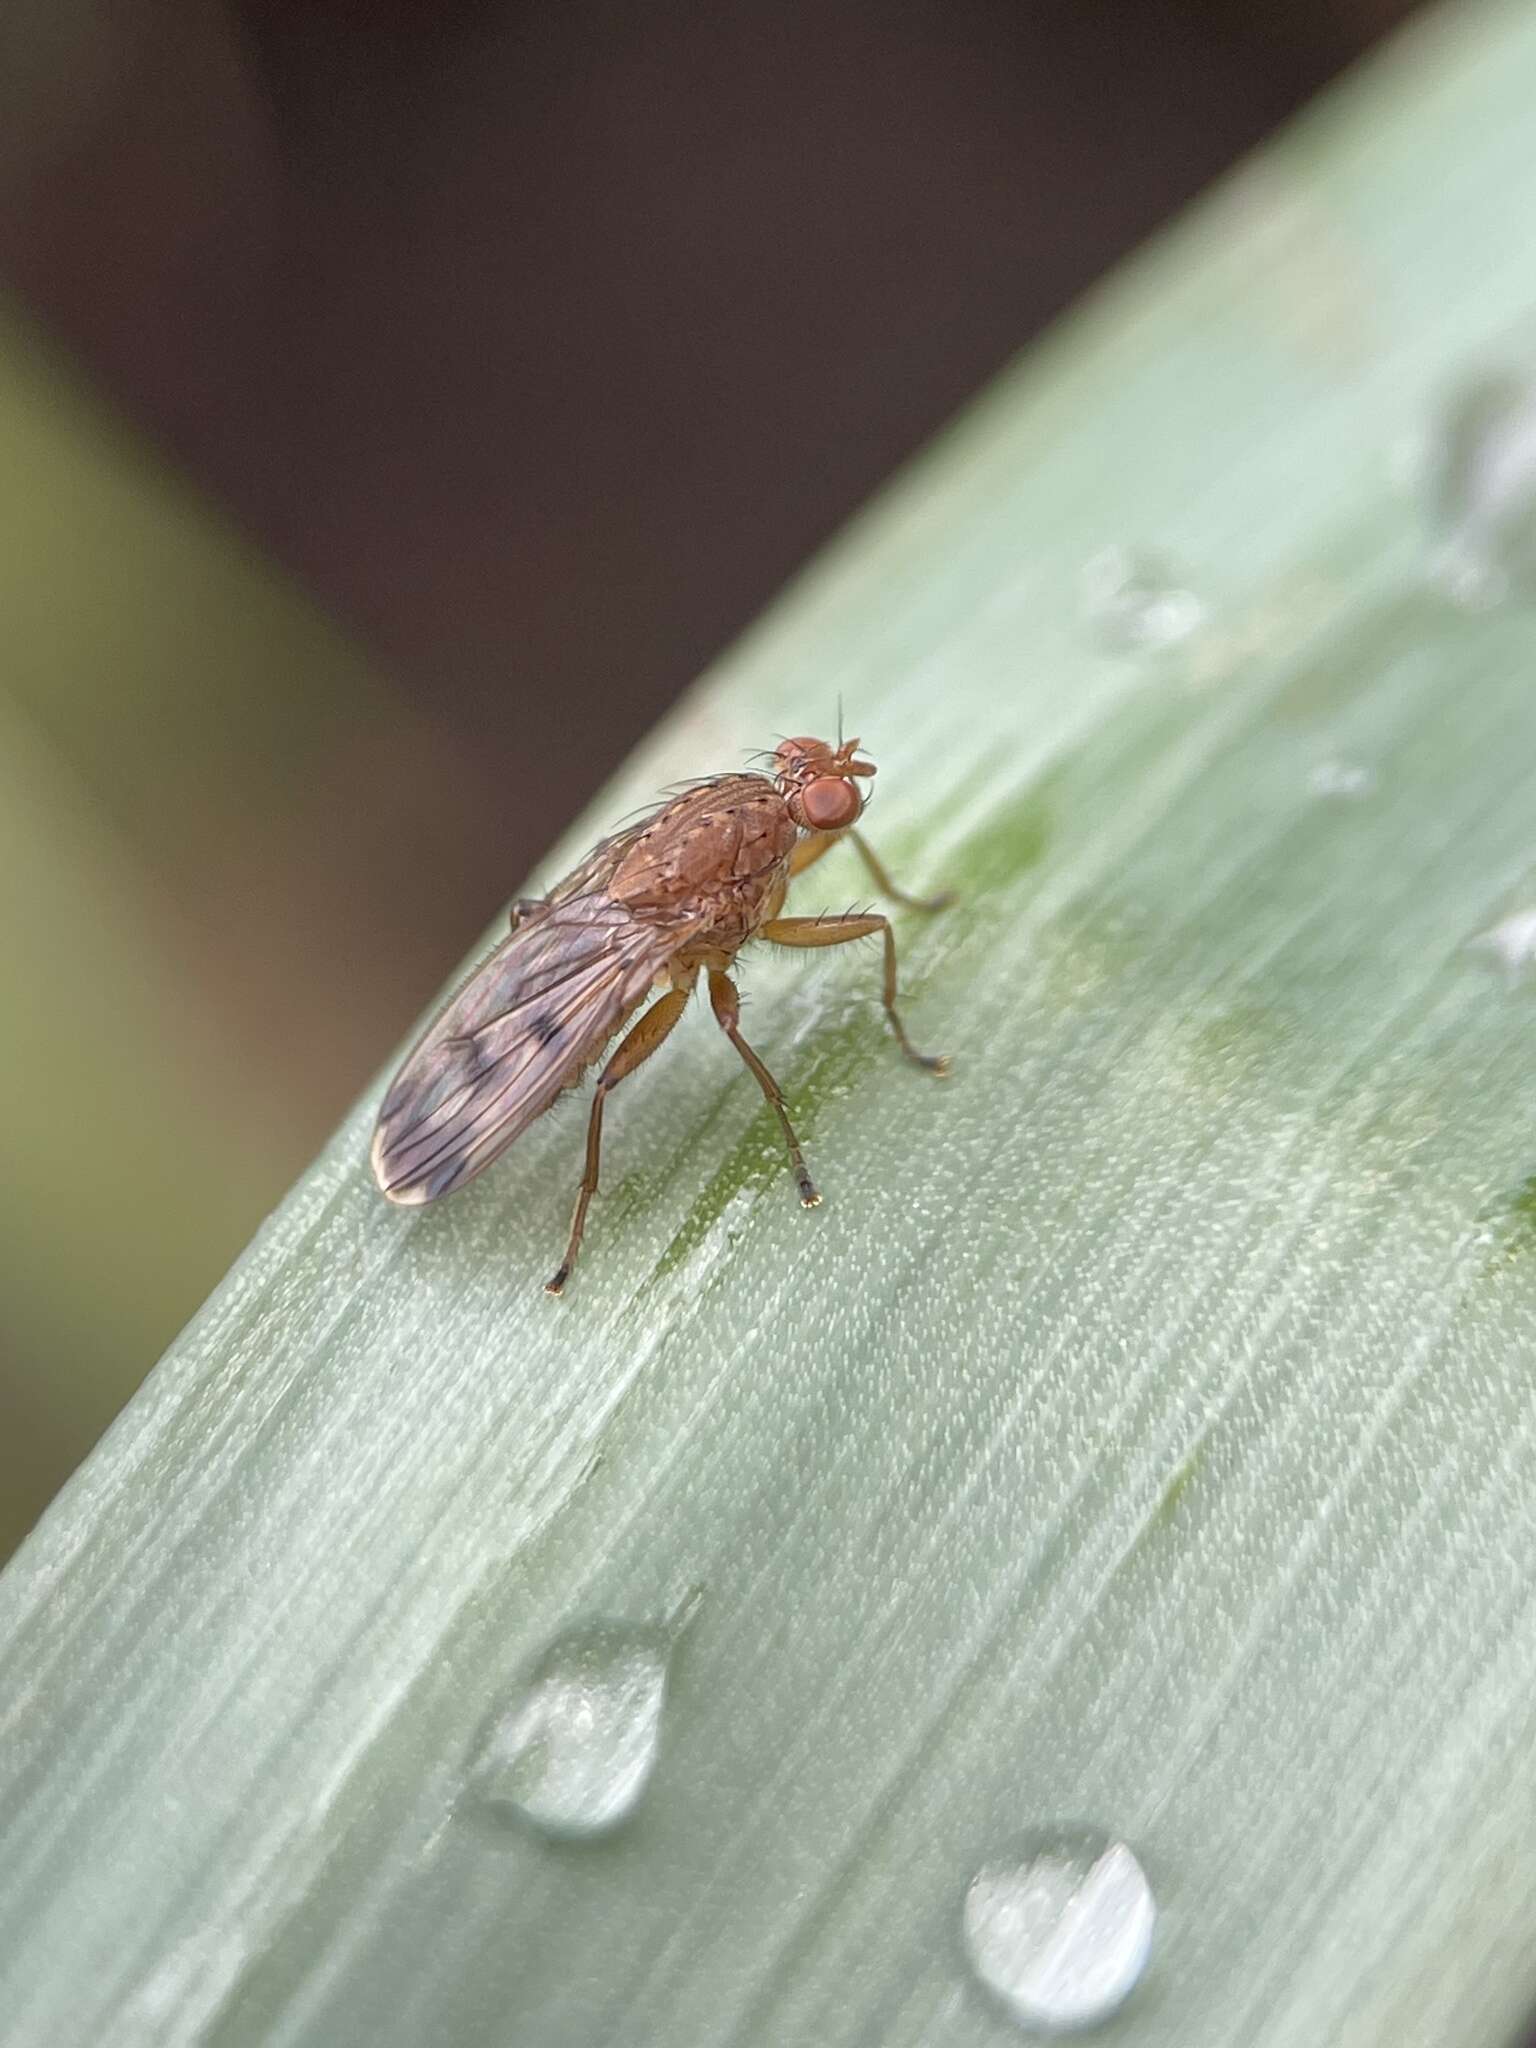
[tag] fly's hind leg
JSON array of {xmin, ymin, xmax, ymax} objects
[
  {"xmin": 546, "ymin": 983, "xmax": 691, "ymax": 1295},
  {"xmin": 760, "ymin": 914, "xmax": 950, "ymax": 1075},
  {"xmin": 708, "ymin": 969, "xmax": 820, "ymax": 1208}
]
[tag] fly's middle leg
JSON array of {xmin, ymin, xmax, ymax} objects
[{"xmin": 760, "ymin": 914, "xmax": 950, "ymax": 1074}]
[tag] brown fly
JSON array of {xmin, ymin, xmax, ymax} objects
[{"xmin": 371, "ymin": 735, "xmax": 950, "ymax": 1292}]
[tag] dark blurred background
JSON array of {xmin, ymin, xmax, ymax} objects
[{"xmin": 0, "ymin": 0, "xmax": 1423, "ymax": 1556}]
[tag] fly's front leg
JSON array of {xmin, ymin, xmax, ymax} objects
[
  {"xmin": 788, "ymin": 825, "xmax": 952, "ymax": 912},
  {"xmin": 848, "ymin": 830, "xmax": 953, "ymax": 913},
  {"xmin": 759, "ymin": 915, "xmax": 950, "ymax": 1075},
  {"xmin": 546, "ymin": 983, "xmax": 691, "ymax": 1295},
  {"xmin": 788, "ymin": 830, "xmax": 836, "ymax": 880},
  {"xmin": 707, "ymin": 970, "xmax": 820, "ymax": 1206}
]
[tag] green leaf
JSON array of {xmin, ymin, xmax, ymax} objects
[{"xmin": 8, "ymin": 5, "xmax": 1536, "ymax": 2044}]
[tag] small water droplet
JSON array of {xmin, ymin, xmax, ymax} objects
[
  {"xmin": 465, "ymin": 1597, "xmax": 698, "ymax": 1839},
  {"xmin": 1081, "ymin": 547, "xmax": 1206, "ymax": 652},
  {"xmin": 1470, "ymin": 907, "xmax": 1536, "ymax": 985},
  {"xmin": 1307, "ymin": 759, "xmax": 1376, "ymax": 800},
  {"xmin": 962, "ymin": 1831, "xmax": 1155, "ymax": 2034},
  {"xmin": 1428, "ymin": 371, "xmax": 1536, "ymax": 605}
]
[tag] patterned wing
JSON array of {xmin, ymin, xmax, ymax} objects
[{"xmin": 371, "ymin": 894, "xmax": 679, "ymax": 1204}]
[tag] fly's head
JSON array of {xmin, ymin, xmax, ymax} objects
[{"xmin": 773, "ymin": 735, "xmax": 876, "ymax": 834}]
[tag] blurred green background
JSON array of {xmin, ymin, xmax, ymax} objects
[
  {"xmin": 0, "ymin": 299, "xmax": 428, "ymax": 1555},
  {"xmin": 0, "ymin": 0, "xmax": 1422, "ymax": 1557}
]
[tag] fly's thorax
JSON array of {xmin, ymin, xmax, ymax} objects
[{"xmin": 608, "ymin": 776, "xmax": 796, "ymax": 920}]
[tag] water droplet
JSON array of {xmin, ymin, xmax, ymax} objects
[
  {"xmin": 1080, "ymin": 547, "xmax": 1206, "ymax": 652},
  {"xmin": 465, "ymin": 1596, "xmax": 698, "ymax": 1839},
  {"xmin": 1308, "ymin": 759, "xmax": 1376, "ymax": 800},
  {"xmin": 1470, "ymin": 907, "xmax": 1536, "ymax": 985},
  {"xmin": 1428, "ymin": 371, "xmax": 1536, "ymax": 605},
  {"xmin": 962, "ymin": 1832, "xmax": 1155, "ymax": 2034}
]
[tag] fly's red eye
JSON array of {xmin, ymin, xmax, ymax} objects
[{"xmin": 801, "ymin": 776, "xmax": 860, "ymax": 829}]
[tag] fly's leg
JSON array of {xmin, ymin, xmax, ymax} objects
[
  {"xmin": 707, "ymin": 969, "xmax": 820, "ymax": 1207},
  {"xmin": 509, "ymin": 895, "xmax": 549, "ymax": 933},
  {"xmin": 760, "ymin": 914, "xmax": 950, "ymax": 1075},
  {"xmin": 848, "ymin": 830, "xmax": 953, "ymax": 913},
  {"xmin": 546, "ymin": 984, "xmax": 691, "ymax": 1295},
  {"xmin": 787, "ymin": 825, "xmax": 952, "ymax": 912},
  {"xmin": 787, "ymin": 830, "xmax": 836, "ymax": 880}
]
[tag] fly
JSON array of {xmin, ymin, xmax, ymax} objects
[{"xmin": 371, "ymin": 735, "xmax": 951, "ymax": 1292}]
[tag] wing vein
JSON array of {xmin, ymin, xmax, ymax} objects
[{"xmin": 372, "ymin": 893, "xmax": 689, "ymax": 1204}]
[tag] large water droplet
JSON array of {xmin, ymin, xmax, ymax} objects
[
  {"xmin": 1470, "ymin": 907, "xmax": 1536, "ymax": 985},
  {"xmin": 466, "ymin": 1598, "xmax": 697, "ymax": 1839},
  {"xmin": 1080, "ymin": 547, "xmax": 1206, "ymax": 651},
  {"xmin": 962, "ymin": 1832, "xmax": 1155, "ymax": 2034},
  {"xmin": 1428, "ymin": 371, "xmax": 1536, "ymax": 605}
]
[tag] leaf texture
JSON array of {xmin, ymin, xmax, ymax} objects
[{"xmin": 7, "ymin": 6, "xmax": 1536, "ymax": 2044}]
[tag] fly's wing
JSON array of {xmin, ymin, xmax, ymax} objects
[
  {"xmin": 544, "ymin": 818, "xmax": 652, "ymax": 906},
  {"xmin": 371, "ymin": 895, "xmax": 680, "ymax": 1205}
]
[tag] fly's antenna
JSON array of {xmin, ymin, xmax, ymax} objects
[{"xmin": 836, "ymin": 693, "xmax": 845, "ymax": 750}]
